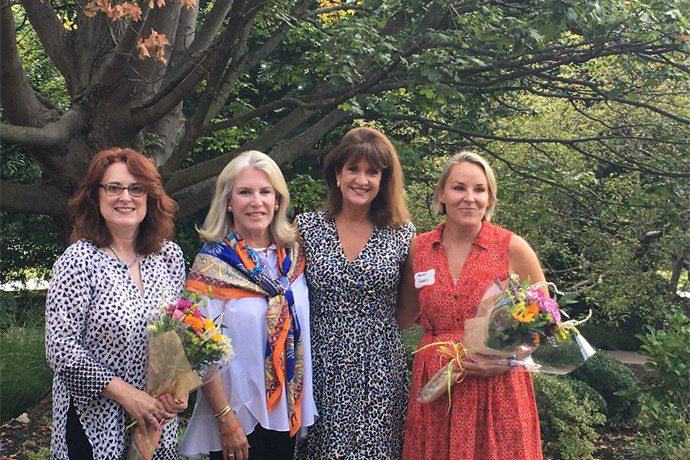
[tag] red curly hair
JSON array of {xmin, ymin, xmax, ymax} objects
[{"xmin": 69, "ymin": 147, "xmax": 177, "ymax": 254}]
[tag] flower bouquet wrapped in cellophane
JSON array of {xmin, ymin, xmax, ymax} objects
[
  {"xmin": 463, "ymin": 274, "xmax": 595, "ymax": 375},
  {"xmin": 416, "ymin": 275, "xmax": 595, "ymax": 406},
  {"xmin": 129, "ymin": 292, "xmax": 232, "ymax": 460}
]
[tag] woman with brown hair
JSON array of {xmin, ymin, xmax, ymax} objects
[
  {"xmin": 45, "ymin": 147, "xmax": 187, "ymax": 459},
  {"xmin": 296, "ymin": 127, "xmax": 415, "ymax": 459}
]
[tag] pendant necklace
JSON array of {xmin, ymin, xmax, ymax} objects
[{"xmin": 109, "ymin": 244, "xmax": 141, "ymax": 269}]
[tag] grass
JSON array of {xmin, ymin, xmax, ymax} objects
[{"xmin": 0, "ymin": 309, "xmax": 53, "ymax": 423}]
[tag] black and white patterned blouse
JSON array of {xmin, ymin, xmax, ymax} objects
[{"xmin": 45, "ymin": 239, "xmax": 185, "ymax": 460}]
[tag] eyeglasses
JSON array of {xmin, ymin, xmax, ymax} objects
[{"xmin": 99, "ymin": 183, "xmax": 147, "ymax": 197}]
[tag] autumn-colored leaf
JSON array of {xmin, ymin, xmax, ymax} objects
[
  {"xmin": 136, "ymin": 37, "xmax": 151, "ymax": 60},
  {"xmin": 136, "ymin": 29, "xmax": 170, "ymax": 64},
  {"xmin": 121, "ymin": 3, "xmax": 143, "ymax": 21},
  {"xmin": 181, "ymin": 0, "xmax": 197, "ymax": 9},
  {"xmin": 680, "ymin": 34, "xmax": 690, "ymax": 42}
]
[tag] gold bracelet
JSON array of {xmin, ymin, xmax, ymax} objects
[{"xmin": 214, "ymin": 404, "xmax": 232, "ymax": 421}]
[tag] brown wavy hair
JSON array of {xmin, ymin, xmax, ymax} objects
[
  {"xmin": 69, "ymin": 147, "xmax": 177, "ymax": 254},
  {"xmin": 323, "ymin": 127, "xmax": 409, "ymax": 228}
]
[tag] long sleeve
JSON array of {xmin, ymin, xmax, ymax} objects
[{"xmin": 45, "ymin": 243, "xmax": 117, "ymax": 406}]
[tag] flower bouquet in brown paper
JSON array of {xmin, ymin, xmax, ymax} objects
[{"xmin": 128, "ymin": 293, "xmax": 232, "ymax": 460}]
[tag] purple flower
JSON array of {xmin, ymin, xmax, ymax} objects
[
  {"xmin": 192, "ymin": 308, "xmax": 202, "ymax": 318},
  {"xmin": 167, "ymin": 303, "xmax": 177, "ymax": 314}
]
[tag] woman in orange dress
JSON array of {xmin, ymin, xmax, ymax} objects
[{"xmin": 397, "ymin": 151, "xmax": 544, "ymax": 459}]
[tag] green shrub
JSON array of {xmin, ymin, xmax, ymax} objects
[
  {"xmin": 631, "ymin": 308, "xmax": 690, "ymax": 459},
  {"xmin": 569, "ymin": 351, "xmax": 639, "ymax": 423},
  {"xmin": 0, "ymin": 323, "xmax": 53, "ymax": 422},
  {"xmin": 564, "ymin": 377, "xmax": 607, "ymax": 416},
  {"xmin": 636, "ymin": 308, "xmax": 690, "ymax": 407},
  {"xmin": 578, "ymin": 322, "xmax": 641, "ymax": 351},
  {"xmin": 533, "ymin": 373, "xmax": 606, "ymax": 459}
]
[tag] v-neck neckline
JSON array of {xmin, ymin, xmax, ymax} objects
[
  {"xmin": 437, "ymin": 223, "xmax": 484, "ymax": 288},
  {"xmin": 100, "ymin": 246, "xmax": 147, "ymax": 300},
  {"xmin": 331, "ymin": 216, "xmax": 377, "ymax": 264}
]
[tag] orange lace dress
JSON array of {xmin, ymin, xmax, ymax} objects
[{"xmin": 402, "ymin": 222, "xmax": 543, "ymax": 460}]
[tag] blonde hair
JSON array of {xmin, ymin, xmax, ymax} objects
[
  {"xmin": 433, "ymin": 151, "xmax": 498, "ymax": 221},
  {"xmin": 323, "ymin": 127, "xmax": 409, "ymax": 228},
  {"xmin": 198, "ymin": 150, "xmax": 297, "ymax": 246}
]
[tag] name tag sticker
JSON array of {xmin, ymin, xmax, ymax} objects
[{"xmin": 414, "ymin": 269, "xmax": 435, "ymax": 288}]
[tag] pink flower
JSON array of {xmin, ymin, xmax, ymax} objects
[
  {"xmin": 167, "ymin": 303, "xmax": 177, "ymax": 314},
  {"xmin": 539, "ymin": 297, "xmax": 561, "ymax": 323},
  {"xmin": 172, "ymin": 309, "xmax": 184, "ymax": 319},
  {"xmin": 178, "ymin": 299, "xmax": 195, "ymax": 310},
  {"xmin": 192, "ymin": 308, "xmax": 202, "ymax": 319}
]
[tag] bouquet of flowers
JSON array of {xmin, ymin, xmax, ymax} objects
[
  {"xmin": 417, "ymin": 275, "xmax": 595, "ymax": 405},
  {"xmin": 464, "ymin": 274, "xmax": 595, "ymax": 374},
  {"xmin": 129, "ymin": 292, "xmax": 232, "ymax": 460}
]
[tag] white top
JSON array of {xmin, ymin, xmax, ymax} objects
[{"xmin": 180, "ymin": 246, "xmax": 317, "ymax": 458}]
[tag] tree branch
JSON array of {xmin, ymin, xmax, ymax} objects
[
  {"xmin": 0, "ymin": 2, "xmax": 51, "ymax": 126},
  {"xmin": 0, "ymin": 111, "xmax": 85, "ymax": 149},
  {"xmin": 165, "ymin": 106, "xmax": 316, "ymax": 194},
  {"xmin": 19, "ymin": 0, "xmax": 74, "ymax": 89},
  {"xmin": 0, "ymin": 181, "xmax": 69, "ymax": 215},
  {"xmin": 173, "ymin": 177, "xmax": 216, "ymax": 217},
  {"xmin": 129, "ymin": 0, "xmax": 266, "ymax": 130},
  {"xmin": 271, "ymin": 108, "xmax": 352, "ymax": 165}
]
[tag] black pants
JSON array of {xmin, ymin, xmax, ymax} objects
[
  {"xmin": 209, "ymin": 424, "xmax": 295, "ymax": 460},
  {"xmin": 66, "ymin": 401, "xmax": 95, "ymax": 459}
]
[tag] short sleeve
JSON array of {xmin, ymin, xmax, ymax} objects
[{"xmin": 45, "ymin": 242, "xmax": 117, "ymax": 405}]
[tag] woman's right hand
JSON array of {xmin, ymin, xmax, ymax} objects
[
  {"xmin": 102, "ymin": 377, "xmax": 175, "ymax": 435},
  {"xmin": 218, "ymin": 414, "xmax": 250, "ymax": 460}
]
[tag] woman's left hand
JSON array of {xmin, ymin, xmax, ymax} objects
[{"xmin": 158, "ymin": 393, "xmax": 188, "ymax": 414}]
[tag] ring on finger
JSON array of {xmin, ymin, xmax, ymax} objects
[{"xmin": 173, "ymin": 398, "xmax": 182, "ymax": 404}]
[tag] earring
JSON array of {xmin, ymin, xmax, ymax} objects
[
  {"xmin": 227, "ymin": 206, "xmax": 233, "ymax": 213},
  {"xmin": 274, "ymin": 204, "xmax": 279, "ymax": 211},
  {"xmin": 336, "ymin": 180, "xmax": 341, "ymax": 188}
]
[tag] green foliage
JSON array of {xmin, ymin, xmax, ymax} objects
[
  {"xmin": 636, "ymin": 307, "xmax": 690, "ymax": 406},
  {"xmin": 1, "ymin": 148, "xmax": 66, "ymax": 282},
  {"xmin": 288, "ymin": 174, "xmax": 327, "ymax": 215},
  {"xmin": 532, "ymin": 373, "xmax": 606, "ymax": 459},
  {"xmin": 0, "ymin": 310, "xmax": 53, "ymax": 422},
  {"xmin": 569, "ymin": 352, "xmax": 640, "ymax": 424},
  {"xmin": 632, "ymin": 394, "xmax": 690, "ymax": 460},
  {"xmin": 0, "ymin": 291, "xmax": 18, "ymax": 331},
  {"xmin": 631, "ymin": 308, "xmax": 690, "ymax": 458}
]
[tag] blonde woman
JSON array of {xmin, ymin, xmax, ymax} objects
[{"xmin": 180, "ymin": 151, "xmax": 317, "ymax": 460}]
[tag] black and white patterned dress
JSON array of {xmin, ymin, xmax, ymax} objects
[
  {"xmin": 296, "ymin": 211, "xmax": 414, "ymax": 459},
  {"xmin": 45, "ymin": 239, "xmax": 185, "ymax": 460}
]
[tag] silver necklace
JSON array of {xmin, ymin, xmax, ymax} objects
[{"xmin": 108, "ymin": 244, "xmax": 141, "ymax": 269}]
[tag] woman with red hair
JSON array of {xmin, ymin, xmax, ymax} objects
[{"xmin": 45, "ymin": 148, "xmax": 187, "ymax": 459}]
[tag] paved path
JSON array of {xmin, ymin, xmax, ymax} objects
[{"xmin": 601, "ymin": 350, "xmax": 647, "ymax": 365}]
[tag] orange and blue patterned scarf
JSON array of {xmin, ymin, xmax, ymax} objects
[{"xmin": 186, "ymin": 231, "xmax": 305, "ymax": 436}]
